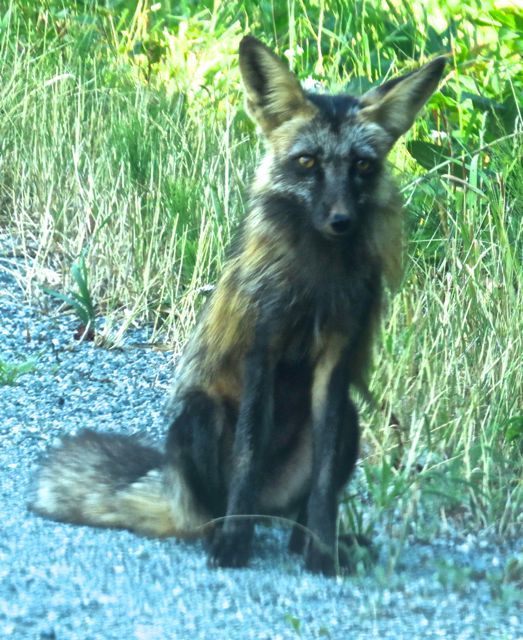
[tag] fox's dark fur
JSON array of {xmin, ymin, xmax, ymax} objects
[{"xmin": 31, "ymin": 37, "xmax": 445, "ymax": 575}]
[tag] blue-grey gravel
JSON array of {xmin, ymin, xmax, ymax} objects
[{"xmin": 1, "ymin": 234, "xmax": 521, "ymax": 640}]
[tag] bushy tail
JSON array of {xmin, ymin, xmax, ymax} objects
[{"xmin": 30, "ymin": 430, "xmax": 210, "ymax": 538}]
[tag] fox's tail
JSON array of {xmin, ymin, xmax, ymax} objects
[{"xmin": 30, "ymin": 429, "xmax": 210, "ymax": 538}]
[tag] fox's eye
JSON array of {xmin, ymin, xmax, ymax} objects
[
  {"xmin": 297, "ymin": 155, "xmax": 316, "ymax": 169},
  {"xmin": 355, "ymin": 158, "xmax": 373, "ymax": 174}
]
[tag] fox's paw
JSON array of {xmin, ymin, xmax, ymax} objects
[
  {"xmin": 305, "ymin": 533, "xmax": 376, "ymax": 576},
  {"xmin": 304, "ymin": 543, "xmax": 336, "ymax": 576},
  {"xmin": 207, "ymin": 523, "xmax": 253, "ymax": 569}
]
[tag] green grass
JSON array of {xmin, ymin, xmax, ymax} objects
[
  {"xmin": 0, "ymin": 0, "xmax": 521, "ymax": 547},
  {"xmin": 0, "ymin": 357, "xmax": 38, "ymax": 385}
]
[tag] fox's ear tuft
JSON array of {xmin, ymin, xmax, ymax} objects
[
  {"xmin": 359, "ymin": 56, "xmax": 447, "ymax": 143},
  {"xmin": 239, "ymin": 36, "xmax": 316, "ymax": 135}
]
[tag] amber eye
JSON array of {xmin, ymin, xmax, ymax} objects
[
  {"xmin": 297, "ymin": 155, "xmax": 316, "ymax": 169},
  {"xmin": 355, "ymin": 158, "xmax": 372, "ymax": 174}
]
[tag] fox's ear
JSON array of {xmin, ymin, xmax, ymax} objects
[
  {"xmin": 239, "ymin": 36, "xmax": 315, "ymax": 135},
  {"xmin": 359, "ymin": 57, "xmax": 447, "ymax": 143}
]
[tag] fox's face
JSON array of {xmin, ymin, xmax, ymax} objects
[
  {"xmin": 257, "ymin": 94, "xmax": 393, "ymax": 239},
  {"xmin": 239, "ymin": 37, "xmax": 445, "ymax": 241}
]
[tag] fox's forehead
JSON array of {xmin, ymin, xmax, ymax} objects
[
  {"xmin": 287, "ymin": 116, "xmax": 387, "ymax": 162},
  {"xmin": 306, "ymin": 92, "xmax": 361, "ymax": 124},
  {"xmin": 277, "ymin": 92, "xmax": 387, "ymax": 160},
  {"xmin": 268, "ymin": 92, "xmax": 389, "ymax": 160}
]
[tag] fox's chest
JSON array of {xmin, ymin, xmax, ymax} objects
[{"xmin": 279, "ymin": 278, "xmax": 373, "ymax": 360}]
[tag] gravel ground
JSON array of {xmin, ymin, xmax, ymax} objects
[{"xmin": 1, "ymin": 233, "xmax": 521, "ymax": 640}]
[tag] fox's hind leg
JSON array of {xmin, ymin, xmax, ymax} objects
[{"xmin": 165, "ymin": 390, "xmax": 228, "ymax": 523}]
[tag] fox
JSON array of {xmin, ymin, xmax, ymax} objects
[{"xmin": 31, "ymin": 36, "xmax": 446, "ymax": 575}]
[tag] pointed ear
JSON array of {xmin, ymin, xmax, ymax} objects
[
  {"xmin": 239, "ymin": 36, "xmax": 316, "ymax": 135},
  {"xmin": 359, "ymin": 57, "xmax": 447, "ymax": 143}
]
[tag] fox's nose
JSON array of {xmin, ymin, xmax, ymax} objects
[{"xmin": 329, "ymin": 211, "xmax": 352, "ymax": 235}]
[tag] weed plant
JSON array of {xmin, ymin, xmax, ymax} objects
[
  {"xmin": 0, "ymin": 357, "xmax": 38, "ymax": 385},
  {"xmin": 0, "ymin": 0, "xmax": 521, "ymax": 547}
]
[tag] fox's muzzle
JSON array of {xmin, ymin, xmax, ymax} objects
[
  {"xmin": 322, "ymin": 200, "xmax": 354, "ymax": 237},
  {"xmin": 328, "ymin": 212, "xmax": 352, "ymax": 235}
]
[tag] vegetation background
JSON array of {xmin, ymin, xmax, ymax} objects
[{"xmin": 0, "ymin": 0, "xmax": 521, "ymax": 575}]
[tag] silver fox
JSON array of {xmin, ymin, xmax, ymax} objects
[{"xmin": 31, "ymin": 36, "xmax": 445, "ymax": 575}]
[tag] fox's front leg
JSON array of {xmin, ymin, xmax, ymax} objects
[
  {"xmin": 305, "ymin": 334, "xmax": 358, "ymax": 575},
  {"xmin": 208, "ymin": 333, "xmax": 275, "ymax": 568}
]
